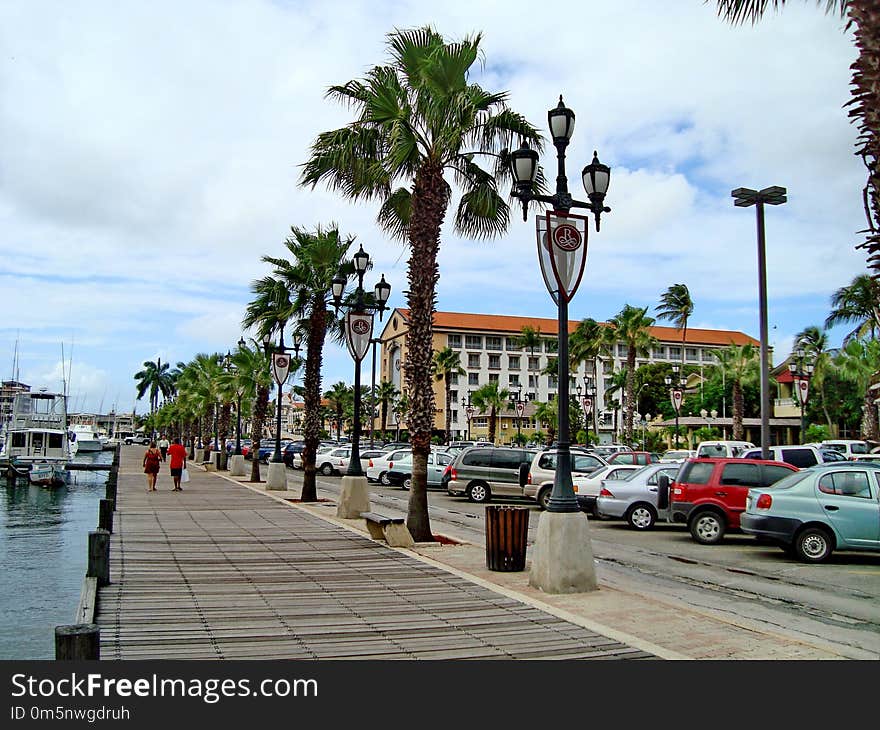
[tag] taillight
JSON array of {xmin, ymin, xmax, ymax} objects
[
  {"xmin": 388, "ymin": 462, "xmax": 393, "ymax": 469},
  {"xmin": 756, "ymin": 493, "xmax": 773, "ymax": 509},
  {"xmin": 451, "ymin": 468, "xmax": 458, "ymax": 481},
  {"xmin": 671, "ymin": 486, "xmax": 684, "ymax": 501},
  {"xmin": 368, "ymin": 459, "xmax": 373, "ymax": 467},
  {"xmin": 527, "ymin": 472, "xmax": 532, "ymax": 484},
  {"xmin": 599, "ymin": 488, "xmax": 614, "ymax": 498}
]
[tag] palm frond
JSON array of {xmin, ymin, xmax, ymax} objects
[
  {"xmin": 376, "ymin": 187, "xmax": 413, "ymax": 241},
  {"xmin": 300, "ymin": 126, "xmax": 392, "ymax": 200},
  {"xmin": 454, "ymin": 181, "xmax": 509, "ymax": 240}
]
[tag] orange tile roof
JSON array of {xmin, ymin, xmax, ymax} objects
[{"xmin": 393, "ymin": 309, "xmax": 758, "ymax": 347}]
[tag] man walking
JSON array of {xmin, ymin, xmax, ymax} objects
[
  {"xmin": 167, "ymin": 437, "xmax": 187, "ymax": 491},
  {"xmin": 158, "ymin": 434, "xmax": 170, "ymax": 462}
]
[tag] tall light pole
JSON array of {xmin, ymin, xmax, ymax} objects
[
  {"xmin": 465, "ymin": 392, "xmax": 475, "ymax": 441},
  {"xmin": 510, "ymin": 95, "xmax": 610, "ymax": 594},
  {"xmin": 582, "ymin": 377, "xmax": 596, "ymax": 446},
  {"xmin": 788, "ymin": 347, "xmax": 814, "ymax": 443},
  {"xmin": 666, "ymin": 363, "xmax": 686, "ymax": 448},
  {"xmin": 332, "ymin": 244, "xmax": 391, "ymax": 518},
  {"xmin": 369, "ymin": 337, "xmax": 381, "ymax": 448},
  {"xmin": 510, "ymin": 385, "xmax": 524, "ymax": 445},
  {"xmin": 262, "ymin": 329, "xmax": 301, "ymax": 490},
  {"xmin": 732, "ymin": 185, "xmax": 787, "ymax": 460}
]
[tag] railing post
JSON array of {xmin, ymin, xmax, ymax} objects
[
  {"xmin": 99, "ymin": 498, "xmax": 114, "ymax": 533},
  {"xmin": 87, "ymin": 529, "xmax": 110, "ymax": 587},
  {"xmin": 55, "ymin": 624, "xmax": 100, "ymax": 660}
]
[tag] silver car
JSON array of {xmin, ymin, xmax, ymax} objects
[{"xmin": 595, "ymin": 463, "xmax": 681, "ymax": 530}]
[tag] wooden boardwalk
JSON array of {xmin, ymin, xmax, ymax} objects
[{"xmin": 96, "ymin": 449, "xmax": 654, "ymax": 660}]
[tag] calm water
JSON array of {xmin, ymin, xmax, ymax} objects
[{"xmin": 0, "ymin": 450, "xmax": 113, "ymax": 659}]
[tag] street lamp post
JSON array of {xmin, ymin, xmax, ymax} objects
[
  {"xmin": 263, "ymin": 329, "xmax": 301, "ymax": 490},
  {"xmin": 510, "ymin": 386, "xmax": 524, "ymax": 445},
  {"xmin": 332, "ymin": 245, "xmax": 391, "ymax": 518},
  {"xmin": 509, "ymin": 95, "xmax": 610, "ymax": 594},
  {"xmin": 789, "ymin": 347, "xmax": 815, "ymax": 443},
  {"xmin": 732, "ymin": 185, "xmax": 787, "ymax": 460},
  {"xmin": 666, "ymin": 364, "xmax": 686, "ymax": 448},
  {"xmin": 582, "ymin": 378, "xmax": 596, "ymax": 446},
  {"xmin": 369, "ymin": 337, "xmax": 381, "ymax": 448},
  {"xmin": 465, "ymin": 392, "xmax": 475, "ymax": 441}
]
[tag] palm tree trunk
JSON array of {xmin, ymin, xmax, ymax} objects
[
  {"xmin": 381, "ymin": 398, "xmax": 388, "ymax": 437},
  {"xmin": 250, "ymin": 384, "xmax": 270, "ymax": 482},
  {"xmin": 444, "ymin": 378, "xmax": 452, "ymax": 444},
  {"xmin": 862, "ymin": 391, "xmax": 879, "ymax": 440},
  {"xmin": 219, "ymin": 403, "xmax": 231, "ymax": 469},
  {"xmin": 733, "ymin": 381, "xmax": 744, "ymax": 440},
  {"xmin": 404, "ymin": 162, "xmax": 448, "ymax": 542},
  {"xmin": 301, "ymin": 299, "xmax": 328, "ymax": 502},
  {"xmin": 488, "ymin": 407, "xmax": 497, "ymax": 444}
]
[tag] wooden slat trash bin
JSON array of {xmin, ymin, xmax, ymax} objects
[{"xmin": 485, "ymin": 505, "xmax": 529, "ymax": 571}]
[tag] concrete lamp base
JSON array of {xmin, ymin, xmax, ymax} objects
[
  {"xmin": 337, "ymin": 475, "xmax": 370, "ymax": 518},
  {"xmin": 265, "ymin": 462, "xmax": 288, "ymax": 491},
  {"xmin": 528, "ymin": 511, "xmax": 598, "ymax": 594},
  {"xmin": 229, "ymin": 454, "xmax": 247, "ymax": 477}
]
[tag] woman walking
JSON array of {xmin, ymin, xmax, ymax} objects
[{"xmin": 143, "ymin": 441, "xmax": 162, "ymax": 491}]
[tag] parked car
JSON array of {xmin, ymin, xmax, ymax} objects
[
  {"xmin": 446, "ymin": 446, "xmax": 538, "ymax": 503},
  {"xmin": 607, "ymin": 451, "xmax": 660, "ymax": 466},
  {"xmin": 593, "ymin": 444, "xmax": 631, "ymax": 459},
  {"xmin": 386, "ymin": 451, "xmax": 455, "ymax": 489},
  {"xmin": 666, "ymin": 457, "xmax": 799, "ymax": 544},
  {"xmin": 282, "ymin": 441, "xmax": 305, "ymax": 467},
  {"xmin": 535, "ymin": 463, "xmax": 642, "ymax": 513},
  {"xmin": 741, "ymin": 462, "xmax": 880, "ymax": 562},
  {"xmin": 695, "ymin": 440, "xmax": 755, "ymax": 458},
  {"xmin": 820, "ymin": 440, "xmax": 870, "ymax": 459},
  {"xmin": 315, "ymin": 447, "xmax": 353, "ymax": 476},
  {"xmin": 595, "ymin": 463, "xmax": 683, "ymax": 529},
  {"xmin": 739, "ymin": 444, "xmax": 832, "ymax": 469},
  {"xmin": 382, "ymin": 441, "xmax": 410, "ymax": 451},
  {"xmin": 523, "ymin": 449, "xmax": 609, "ymax": 508},
  {"xmin": 659, "ymin": 449, "xmax": 696, "ymax": 463},
  {"xmin": 366, "ymin": 448, "xmax": 413, "ymax": 484},
  {"xmin": 124, "ymin": 434, "xmax": 151, "ymax": 445}
]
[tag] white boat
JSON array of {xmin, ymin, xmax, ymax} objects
[
  {"xmin": 0, "ymin": 389, "xmax": 76, "ymax": 486},
  {"xmin": 69, "ymin": 423, "xmax": 103, "ymax": 452}
]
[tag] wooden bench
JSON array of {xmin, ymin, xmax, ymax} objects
[{"xmin": 361, "ymin": 511, "xmax": 414, "ymax": 548}]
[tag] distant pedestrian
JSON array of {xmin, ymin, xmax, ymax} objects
[
  {"xmin": 143, "ymin": 441, "xmax": 162, "ymax": 491},
  {"xmin": 158, "ymin": 435, "xmax": 170, "ymax": 462},
  {"xmin": 167, "ymin": 437, "xmax": 187, "ymax": 491}
]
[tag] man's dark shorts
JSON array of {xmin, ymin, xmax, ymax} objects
[{"xmin": 170, "ymin": 468, "xmax": 182, "ymax": 477}]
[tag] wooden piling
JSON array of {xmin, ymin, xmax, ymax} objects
[
  {"xmin": 98, "ymin": 498, "xmax": 114, "ymax": 533},
  {"xmin": 55, "ymin": 624, "xmax": 100, "ymax": 660},
  {"xmin": 87, "ymin": 529, "xmax": 110, "ymax": 587}
]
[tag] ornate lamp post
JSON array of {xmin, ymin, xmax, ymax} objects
[
  {"xmin": 789, "ymin": 348, "xmax": 815, "ymax": 443},
  {"xmin": 581, "ymin": 377, "xmax": 596, "ymax": 445},
  {"xmin": 732, "ymin": 185, "xmax": 787, "ymax": 459},
  {"xmin": 509, "ymin": 95, "xmax": 610, "ymax": 594},
  {"xmin": 332, "ymin": 245, "xmax": 391, "ymax": 517},
  {"xmin": 665, "ymin": 364, "xmax": 687, "ymax": 448},
  {"xmin": 510, "ymin": 385, "xmax": 524, "ymax": 444},
  {"xmin": 262, "ymin": 329, "xmax": 301, "ymax": 490},
  {"xmin": 369, "ymin": 337, "xmax": 381, "ymax": 448}
]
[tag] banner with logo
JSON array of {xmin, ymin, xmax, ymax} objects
[
  {"xmin": 582, "ymin": 397, "xmax": 593, "ymax": 415},
  {"xmin": 345, "ymin": 311, "xmax": 373, "ymax": 361},
  {"xmin": 795, "ymin": 377, "xmax": 809, "ymax": 407},
  {"xmin": 671, "ymin": 388, "xmax": 683, "ymax": 414},
  {"xmin": 535, "ymin": 211, "xmax": 589, "ymax": 303},
  {"xmin": 515, "ymin": 401, "xmax": 525, "ymax": 418},
  {"xmin": 272, "ymin": 353, "xmax": 291, "ymax": 384}
]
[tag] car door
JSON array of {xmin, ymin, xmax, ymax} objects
[
  {"xmin": 429, "ymin": 452, "xmax": 453, "ymax": 486},
  {"xmin": 717, "ymin": 462, "xmax": 761, "ymax": 523},
  {"xmin": 814, "ymin": 470, "xmax": 880, "ymax": 548}
]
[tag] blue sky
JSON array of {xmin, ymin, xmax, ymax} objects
[{"xmin": 0, "ymin": 0, "xmax": 867, "ymax": 413}]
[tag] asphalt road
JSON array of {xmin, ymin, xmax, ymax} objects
[{"xmin": 298, "ymin": 469, "xmax": 880, "ymax": 659}]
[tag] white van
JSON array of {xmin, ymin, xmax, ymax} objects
[
  {"xmin": 695, "ymin": 440, "xmax": 755, "ymax": 459},
  {"xmin": 821, "ymin": 440, "xmax": 870, "ymax": 459},
  {"xmin": 739, "ymin": 444, "xmax": 830, "ymax": 469}
]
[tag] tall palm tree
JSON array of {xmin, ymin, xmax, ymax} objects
[
  {"xmin": 324, "ymin": 381, "xmax": 351, "ymax": 441},
  {"xmin": 433, "ymin": 347, "xmax": 465, "ymax": 444},
  {"xmin": 835, "ymin": 338, "xmax": 880, "ymax": 440},
  {"xmin": 569, "ymin": 317, "xmax": 609, "ymax": 428},
  {"xmin": 533, "ymin": 398, "xmax": 558, "ymax": 446},
  {"xmin": 227, "ymin": 343, "xmax": 273, "ymax": 482},
  {"xmin": 794, "ymin": 325, "xmax": 836, "ymax": 431},
  {"xmin": 656, "ymin": 283, "xmax": 694, "ymax": 368},
  {"xmin": 470, "ymin": 381, "xmax": 510, "ymax": 444},
  {"xmin": 375, "ymin": 380, "xmax": 398, "ymax": 439},
  {"xmin": 516, "ymin": 325, "xmax": 543, "ymax": 355},
  {"xmin": 133, "ymin": 358, "xmax": 175, "ymax": 413},
  {"xmin": 301, "ymin": 27, "xmax": 542, "ymax": 542},
  {"xmin": 246, "ymin": 224, "xmax": 350, "ymax": 502},
  {"xmin": 604, "ymin": 305, "xmax": 659, "ymax": 442},
  {"xmin": 716, "ymin": 1, "xmax": 880, "ymax": 276},
  {"xmin": 714, "ymin": 343, "xmax": 760, "ymax": 440},
  {"xmin": 824, "ymin": 273, "xmax": 880, "ymax": 341}
]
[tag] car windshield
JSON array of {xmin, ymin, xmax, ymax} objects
[
  {"xmin": 619, "ymin": 465, "xmax": 651, "ymax": 481},
  {"xmin": 851, "ymin": 443, "xmax": 869, "ymax": 454},
  {"xmin": 763, "ymin": 470, "xmax": 813, "ymax": 491}
]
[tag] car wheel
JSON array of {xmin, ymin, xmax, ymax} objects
[
  {"xmin": 467, "ymin": 482, "xmax": 491, "ymax": 503},
  {"xmin": 379, "ymin": 471, "xmax": 391, "ymax": 486},
  {"xmin": 537, "ymin": 487, "xmax": 552, "ymax": 511},
  {"xmin": 689, "ymin": 510, "xmax": 726, "ymax": 545},
  {"xmin": 403, "ymin": 476, "xmax": 412, "ymax": 490},
  {"xmin": 626, "ymin": 503, "xmax": 657, "ymax": 530},
  {"xmin": 794, "ymin": 526, "xmax": 833, "ymax": 563},
  {"xmin": 320, "ymin": 463, "xmax": 334, "ymax": 476}
]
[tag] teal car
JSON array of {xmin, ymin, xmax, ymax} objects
[{"xmin": 741, "ymin": 462, "xmax": 880, "ymax": 563}]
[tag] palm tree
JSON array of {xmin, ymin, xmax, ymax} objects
[
  {"xmin": 714, "ymin": 343, "xmax": 759, "ymax": 440},
  {"xmin": 604, "ymin": 305, "xmax": 659, "ymax": 442},
  {"xmin": 134, "ymin": 358, "xmax": 175, "ymax": 413},
  {"xmin": 569, "ymin": 317, "xmax": 609, "ymax": 428},
  {"xmin": 533, "ymin": 398, "xmax": 558, "ymax": 446},
  {"xmin": 716, "ymin": 2, "xmax": 880, "ymax": 276},
  {"xmin": 824, "ymin": 273, "xmax": 880, "ymax": 342},
  {"xmin": 794, "ymin": 326, "xmax": 836, "ymax": 431},
  {"xmin": 246, "ymin": 225, "xmax": 350, "ymax": 502},
  {"xmin": 835, "ymin": 338, "xmax": 880, "ymax": 440},
  {"xmin": 433, "ymin": 347, "xmax": 465, "ymax": 444},
  {"xmin": 470, "ymin": 381, "xmax": 510, "ymax": 444},
  {"xmin": 656, "ymin": 283, "xmax": 694, "ymax": 367},
  {"xmin": 324, "ymin": 381, "xmax": 351, "ymax": 441},
  {"xmin": 301, "ymin": 27, "xmax": 542, "ymax": 542},
  {"xmin": 228, "ymin": 343, "xmax": 273, "ymax": 482},
  {"xmin": 516, "ymin": 325, "xmax": 543, "ymax": 355},
  {"xmin": 375, "ymin": 380, "xmax": 398, "ymax": 439}
]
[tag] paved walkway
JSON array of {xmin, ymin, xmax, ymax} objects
[{"xmin": 96, "ymin": 451, "xmax": 654, "ymax": 660}]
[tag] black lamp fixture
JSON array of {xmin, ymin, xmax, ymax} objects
[
  {"xmin": 332, "ymin": 245, "xmax": 391, "ymax": 478},
  {"xmin": 788, "ymin": 347, "xmax": 814, "ymax": 443},
  {"xmin": 510, "ymin": 95, "xmax": 611, "ymax": 514},
  {"xmin": 666, "ymin": 364, "xmax": 686, "ymax": 448}
]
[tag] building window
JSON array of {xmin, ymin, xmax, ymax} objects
[
  {"xmin": 528, "ymin": 374, "xmax": 538, "ymax": 388},
  {"xmin": 506, "ymin": 337, "xmax": 520, "ymax": 351},
  {"xmin": 686, "ymin": 347, "xmax": 699, "ymax": 361},
  {"xmin": 669, "ymin": 346, "xmax": 681, "ymax": 359},
  {"xmin": 508, "ymin": 355, "xmax": 520, "ymax": 370},
  {"xmin": 447, "ymin": 334, "xmax": 461, "ymax": 348},
  {"xmin": 618, "ymin": 344, "xmax": 628, "ymax": 357},
  {"xmin": 509, "ymin": 374, "xmax": 520, "ymax": 386},
  {"xmin": 486, "ymin": 336, "xmax": 503, "ymax": 351},
  {"xmin": 468, "ymin": 373, "xmax": 479, "ymax": 386},
  {"xmin": 703, "ymin": 349, "xmax": 716, "ymax": 362},
  {"xmin": 488, "ymin": 354, "xmax": 501, "ymax": 369},
  {"xmin": 548, "ymin": 375, "xmax": 558, "ymax": 388},
  {"xmin": 528, "ymin": 356, "xmax": 540, "ymax": 371},
  {"xmin": 652, "ymin": 347, "xmax": 666, "ymax": 359},
  {"xmin": 467, "ymin": 353, "xmax": 481, "ymax": 368},
  {"xmin": 545, "ymin": 339, "xmax": 558, "ymax": 353},
  {"xmin": 452, "ymin": 410, "xmax": 458, "ymax": 423},
  {"xmin": 450, "ymin": 390, "xmax": 458, "ymax": 404},
  {"xmin": 474, "ymin": 417, "xmax": 488, "ymax": 427},
  {"xmin": 449, "ymin": 373, "xmax": 459, "ymax": 385},
  {"xmin": 489, "ymin": 373, "xmax": 499, "ymax": 383},
  {"xmin": 465, "ymin": 335, "xmax": 482, "ymax": 349}
]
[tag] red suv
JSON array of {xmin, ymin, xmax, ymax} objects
[
  {"xmin": 663, "ymin": 458, "xmax": 798, "ymax": 544},
  {"xmin": 607, "ymin": 451, "xmax": 660, "ymax": 465}
]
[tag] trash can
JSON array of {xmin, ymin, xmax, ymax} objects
[{"xmin": 485, "ymin": 505, "xmax": 529, "ymax": 572}]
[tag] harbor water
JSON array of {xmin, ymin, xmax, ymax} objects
[{"xmin": 0, "ymin": 449, "xmax": 113, "ymax": 659}]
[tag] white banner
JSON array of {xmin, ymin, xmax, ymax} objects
[
  {"xmin": 272, "ymin": 353, "xmax": 291, "ymax": 384},
  {"xmin": 796, "ymin": 377, "xmax": 809, "ymax": 407},
  {"xmin": 345, "ymin": 311, "xmax": 374, "ymax": 361},
  {"xmin": 515, "ymin": 401, "xmax": 525, "ymax": 417},
  {"xmin": 582, "ymin": 397, "xmax": 593, "ymax": 415},
  {"xmin": 671, "ymin": 389, "xmax": 683, "ymax": 413}
]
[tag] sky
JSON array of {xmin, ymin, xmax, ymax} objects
[{"xmin": 0, "ymin": 0, "xmax": 868, "ymax": 414}]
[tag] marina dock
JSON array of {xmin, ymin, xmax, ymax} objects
[{"xmin": 91, "ymin": 447, "xmax": 653, "ymax": 660}]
